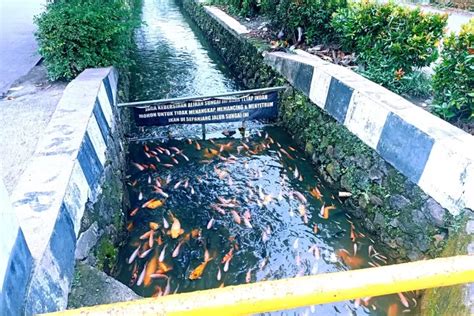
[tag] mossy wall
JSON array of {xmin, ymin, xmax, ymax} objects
[{"xmin": 178, "ymin": 0, "xmax": 460, "ymax": 264}]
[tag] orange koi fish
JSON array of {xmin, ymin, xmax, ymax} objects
[
  {"xmin": 387, "ymin": 303, "xmax": 399, "ymax": 316},
  {"xmin": 320, "ymin": 205, "xmax": 336, "ymax": 219},
  {"xmin": 144, "ymin": 257, "xmax": 157, "ymax": 287},
  {"xmin": 143, "ymin": 199, "xmax": 164, "ymax": 209},
  {"xmin": 156, "ymin": 261, "xmax": 173, "ymax": 274},
  {"xmin": 309, "ymin": 187, "xmax": 322, "ymax": 200},
  {"xmin": 336, "ymin": 249, "xmax": 364, "ymax": 269},
  {"xmin": 169, "ymin": 215, "xmax": 184, "ymax": 239},
  {"xmin": 149, "ymin": 222, "xmax": 160, "ymax": 230},
  {"xmin": 189, "ymin": 257, "xmax": 213, "ymax": 280},
  {"xmin": 195, "ymin": 141, "xmax": 201, "ymax": 150}
]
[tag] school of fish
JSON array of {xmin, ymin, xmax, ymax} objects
[{"xmin": 120, "ymin": 128, "xmax": 419, "ymax": 314}]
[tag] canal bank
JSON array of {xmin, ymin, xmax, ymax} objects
[{"xmin": 177, "ymin": 0, "xmax": 473, "ymax": 313}]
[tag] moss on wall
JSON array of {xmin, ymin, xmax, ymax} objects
[
  {"xmin": 420, "ymin": 212, "xmax": 473, "ymax": 316},
  {"xmin": 179, "ymin": 0, "xmax": 456, "ymax": 263}
]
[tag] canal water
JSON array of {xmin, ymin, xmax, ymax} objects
[{"xmin": 116, "ymin": 0, "xmax": 419, "ymax": 314}]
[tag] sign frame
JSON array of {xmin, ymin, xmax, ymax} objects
[{"xmin": 117, "ymin": 87, "xmax": 286, "ymax": 127}]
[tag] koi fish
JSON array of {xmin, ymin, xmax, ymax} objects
[
  {"xmin": 172, "ymin": 240, "xmax": 185, "ymax": 258},
  {"xmin": 149, "ymin": 222, "xmax": 160, "ymax": 230},
  {"xmin": 143, "ymin": 199, "xmax": 164, "ymax": 209},
  {"xmin": 320, "ymin": 205, "xmax": 336, "ymax": 219},
  {"xmin": 162, "ymin": 163, "xmax": 174, "ymax": 168},
  {"xmin": 221, "ymin": 248, "xmax": 234, "ymax": 264},
  {"xmin": 140, "ymin": 230, "xmax": 153, "ymax": 240},
  {"xmin": 309, "ymin": 187, "xmax": 322, "ymax": 200},
  {"xmin": 398, "ymin": 292, "xmax": 410, "ymax": 308},
  {"xmin": 180, "ymin": 153, "xmax": 189, "ymax": 161},
  {"xmin": 154, "ymin": 187, "xmax": 169, "ymax": 199},
  {"xmin": 207, "ymin": 218, "xmax": 215, "ymax": 229},
  {"xmin": 387, "ymin": 303, "xmax": 399, "ymax": 316},
  {"xmin": 292, "ymin": 191, "xmax": 307, "ymax": 204},
  {"xmin": 279, "ymin": 148, "xmax": 293, "ymax": 159},
  {"xmin": 128, "ymin": 246, "xmax": 140, "ymax": 264},
  {"xmin": 127, "ymin": 222, "xmax": 134, "ymax": 232},
  {"xmin": 231, "ymin": 210, "xmax": 241, "ymax": 224},
  {"xmin": 336, "ymin": 249, "xmax": 364, "ymax": 269},
  {"xmin": 210, "ymin": 204, "xmax": 226, "ymax": 215},
  {"xmin": 138, "ymin": 192, "xmax": 143, "ymax": 201},
  {"xmin": 217, "ymin": 267, "xmax": 222, "ymax": 281},
  {"xmin": 174, "ymin": 180, "xmax": 182, "ymax": 189},
  {"xmin": 169, "ymin": 216, "xmax": 184, "ymax": 239},
  {"xmin": 350, "ymin": 224, "xmax": 356, "ymax": 242},
  {"xmin": 163, "ymin": 217, "xmax": 169, "ymax": 229},
  {"xmin": 144, "ymin": 257, "xmax": 157, "ymax": 287},
  {"xmin": 150, "ymin": 273, "xmax": 168, "ymax": 280},
  {"xmin": 156, "ymin": 261, "xmax": 173, "ymax": 274},
  {"xmin": 159, "ymin": 244, "xmax": 168, "ymax": 262},
  {"xmin": 129, "ymin": 207, "xmax": 139, "ymax": 216},
  {"xmin": 242, "ymin": 216, "xmax": 252, "ymax": 228},
  {"xmin": 137, "ymin": 263, "xmax": 147, "ymax": 286},
  {"xmin": 195, "ymin": 141, "xmax": 201, "ymax": 150},
  {"xmin": 139, "ymin": 248, "xmax": 152, "ymax": 259},
  {"xmin": 132, "ymin": 162, "xmax": 146, "ymax": 171},
  {"xmin": 294, "ymin": 167, "xmax": 299, "ymax": 179},
  {"xmin": 189, "ymin": 257, "xmax": 213, "ymax": 280}
]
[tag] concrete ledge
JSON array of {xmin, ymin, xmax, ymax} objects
[
  {"xmin": 204, "ymin": 6, "xmax": 249, "ymax": 36},
  {"xmin": 1, "ymin": 67, "xmax": 119, "ymax": 314},
  {"xmin": 263, "ymin": 50, "xmax": 474, "ymax": 216},
  {"xmin": 198, "ymin": 4, "xmax": 474, "ymax": 215}
]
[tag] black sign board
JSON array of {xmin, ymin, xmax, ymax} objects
[{"xmin": 129, "ymin": 89, "xmax": 280, "ymax": 126}]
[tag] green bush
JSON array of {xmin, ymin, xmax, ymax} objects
[
  {"xmin": 332, "ymin": 1, "xmax": 447, "ymax": 96},
  {"xmin": 35, "ymin": 0, "xmax": 139, "ymax": 81},
  {"xmin": 274, "ymin": 0, "xmax": 347, "ymax": 45},
  {"xmin": 432, "ymin": 20, "xmax": 474, "ymax": 121}
]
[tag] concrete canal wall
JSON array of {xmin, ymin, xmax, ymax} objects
[
  {"xmin": 180, "ymin": 0, "xmax": 473, "ymax": 313},
  {"xmin": 0, "ymin": 67, "xmax": 129, "ymax": 315}
]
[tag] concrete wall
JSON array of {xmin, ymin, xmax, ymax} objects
[
  {"xmin": 181, "ymin": 2, "xmax": 473, "ymax": 313},
  {"xmin": 0, "ymin": 67, "xmax": 120, "ymax": 315},
  {"xmin": 263, "ymin": 50, "xmax": 474, "ymax": 217}
]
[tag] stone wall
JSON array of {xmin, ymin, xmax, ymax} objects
[
  {"xmin": 0, "ymin": 67, "xmax": 129, "ymax": 315},
  {"xmin": 179, "ymin": 1, "xmax": 473, "ymax": 312}
]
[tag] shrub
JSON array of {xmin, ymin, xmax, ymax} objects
[
  {"xmin": 35, "ymin": 0, "xmax": 139, "ymax": 81},
  {"xmin": 274, "ymin": 0, "xmax": 347, "ymax": 45},
  {"xmin": 332, "ymin": 1, "xmax": 447, "ymax": 96},
  {"xmin": 432, "ymin": 20, "xmax": 474, "ymax": 121}
]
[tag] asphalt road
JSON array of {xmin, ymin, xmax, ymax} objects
[{"xmin": 0, "ymin": 0, "xmax": 45, "ymax": 95}]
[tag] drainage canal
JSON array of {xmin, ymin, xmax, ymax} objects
[{"xmin": 116, "ymin": 0, "xmax": 417, "ymax": 314}]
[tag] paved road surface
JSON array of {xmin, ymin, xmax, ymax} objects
[{"xmin": 0, "ymin": 0, "xmax": 45, "ymax": 95}]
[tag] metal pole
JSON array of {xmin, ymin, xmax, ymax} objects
[
  {"xmin": 46, "ymin": 255, "xmax": 474, "ymax": 316},
  {"xmin": 202, "ymin": 124, "xmax": 206, "ymax": 140}
]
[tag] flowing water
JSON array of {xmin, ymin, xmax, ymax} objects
[{"xmin": 116, "ymin": 0, "xmax": 419, "ymax": 314}]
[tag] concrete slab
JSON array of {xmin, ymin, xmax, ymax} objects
[{"xmin": 0, "ymin": 64, "xmax": 66, "ymax": 193}]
